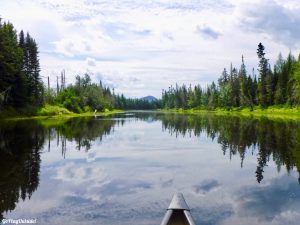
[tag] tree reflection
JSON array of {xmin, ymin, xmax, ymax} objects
[
  {"xmin": 0, "ymin": 117, "xmax": 121, "ymax": 219},
  {"xmin": 1, "ymin": 113, "xmax": 300, "ymax": 218},
  {"xmin": 158, "ymin": 113, "xmax": 300, "ymax": 184},
  {"xmin": 0, "ymin": 121, "xmax": 44, "ymax": 220},
  {"xmin": 44, "ymin": 117, "xmax": 120, "ymax": 154}
]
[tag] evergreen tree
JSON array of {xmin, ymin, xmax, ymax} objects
[
  {"xmin": 231, "ymin": 67, "xmax": 240, "ymax": 107},
  {"xmin": 265, "ymin": 64, "xmax": 274, "ymax": 105},
  {"xmin": 208, "ymin": 82, "xmax": 218, "ymax": 108},
  {"xmin": 274, "ymin": 53, "xmax": 285, "ymax": 104},
  {"xmin": 218, "ymin": 68, "xmax": 229, "ymax": 86},
  {"xmin": 285, "ymin": 53, "xmax": 296, "ymax": 104},
  {"xmin": 239, "ymin": 55, "xmax": 249, "ymax": 106},
  {"xmin": 25, "ymin": 33, "xmax": 43, "ymax": 105},
  {"xmin": 0, "ymin": 21, "xmax": 24, "ymax": 107},
  {"xmin": 0, "ymin": 20, "xmax": 44, "ymax": 110},
  {"xmin": 288, "ymin": 55, "xmax": 300, "ymax": 105},
  {"xmin": 218, "ymin": 68, "xmax": 231, "ymax": 108},
  {"xmin": 257, "ymin": 43, "xmax": 269, "ymax": 107}
]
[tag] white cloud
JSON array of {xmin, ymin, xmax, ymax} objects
[
  {"xmin": 54, "ymin": 162, "xmax": 108, "ymax": 186},
  {"xmin": 1, "ymin": 0, "xmax": 297, "ymax": 98}
]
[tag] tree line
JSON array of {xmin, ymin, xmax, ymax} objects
[
  {"xmin": 115, "ymin": 94, "xmax": 161, "ymax": 110},
  {"xmin": 48, "ymin": 73, "xmax": 160, "ymax": 112},
  {"xmin": 162, "ymin": 43, "xmax": 300, "ymax": 109},
  {"xmin": 0, "ymin": 19, "xmax": 159, "ymax": 114},
  {"xmin": 3, "ymin": 18, "xmax": 300, "ymax": 113},
  {"xmin": 48, "ymin": 73, "xmax": 116, "ymax": 113}
]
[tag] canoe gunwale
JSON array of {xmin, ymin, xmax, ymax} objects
[
  {"xmin": 160, "ymin": 210, "xmax": 173, "ymax": 225},
  {"xmin": 183, "ymin": 210, "xmax": 196, "ymax": 225}
]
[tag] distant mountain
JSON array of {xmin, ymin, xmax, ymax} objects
[{"xmin": 141, "ymin": 96, "xmax": 158, "ymax": 102}]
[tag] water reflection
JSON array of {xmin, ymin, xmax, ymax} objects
[
  {"xmin": 47, "ymin": 117, "xmax": 119, "ymax": 154},
  {"xmin": 0, "ymin": 112, "xmax": 300, "ymax": 225},
  {"xmin": 236, "ymin": 174, "xmax": 300, "ymax": 221},
  {"xmin": 156, "ymin": 113, "xmax": 300, "ymax": 184},
  {"xmin": 0, "ymin": 117, "xmax": 122, "ymax": 219}
]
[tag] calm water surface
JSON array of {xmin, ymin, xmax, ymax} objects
[{"xmin": 1, "ymin": 111, "xmax": 300, "ymax": 225}]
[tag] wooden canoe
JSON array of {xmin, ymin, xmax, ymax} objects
[{"xmin": 160, "ymin": 193, "xmax": 196, "ymax": 225}]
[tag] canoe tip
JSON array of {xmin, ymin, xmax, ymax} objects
[{"xmin": 168, "ymin": 192, "xmax": 190, "ymax": 210}]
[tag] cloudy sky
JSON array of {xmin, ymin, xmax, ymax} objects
[{"xmin": 1, "ymin": 0, "xmax": 300, "ymax": 98}]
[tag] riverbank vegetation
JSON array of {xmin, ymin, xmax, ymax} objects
[
  {"xmin": 162, "ymin": 105, "xmax": 300, "ymax": 121},
  {"xmin": 2, "ymin": 19, "xmax": 300, "ymax": 119},
  {"xmin": 162, "ymin": 43, "xmax": 300, "ymax": 112},
  {"xmin": 0, "ymin": 19, "xmax": 159, "ymax": 119}
]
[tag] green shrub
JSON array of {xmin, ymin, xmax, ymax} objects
[
  {"xmin": 84, "ymin": 106, "xmax": 93, "ymax": 112},
  {"xmin": 37, "ymin": 104, "xmax": 72, "ymax": 116}
]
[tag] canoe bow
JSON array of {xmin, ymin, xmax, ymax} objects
[{"xmin": 160, "ymin": 193, "xmax": 196, "ymax": 225}]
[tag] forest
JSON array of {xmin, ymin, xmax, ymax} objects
[
  {"xmin": 1, "ymin": 19, "xmax": 300, "ymax": 117},
  {"xmin": 0, "ymin": 19, "xmax": 159, "ymax": 116},
  {"xmin": 0, "ymin": 19, "xmax": 43, "ymax": 108},
  {"xmin": 162, "ymin": 43, "xmax": 300, "ymax": 109}
]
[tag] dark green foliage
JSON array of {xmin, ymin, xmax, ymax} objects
[
  {"xmin": 0, "ymin": 121, "xmax": 43, "ymax": 219},
  {"xmin": 26, "ymin": 33, "xmax": 43, "ymax": 105},
  {"xmin": 274, "ymin": 53, "xmax": 285, "ymax": 104},
  {"xmin": 239, "ymin": 56, "xmax": 250, "ymax": 106},
  {"xmin": 257, "ymin": 43, "xmax": 269, "ymax": 107},
  {"xmin": 288, "ymin": 57, "xmax": 300, "ymax": 105},
  {"xmin": 0, "ymin": 21, "xmax": 23, "ymax": 107},
  {"xmin": 0, "ymin": 20, "xmax": 44, "ymax": 111}
]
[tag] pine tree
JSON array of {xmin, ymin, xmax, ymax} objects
[
  {"xmin": 12, "ymin": 29, "xmax": 28, "ymax": 107},
  {"xmin": 218, "ymin": 68, "xmax": 229, "ymax": 86},
  {"xmin": 218, "ymin": 68, "xmax": 231, "ymax": 108},
  {"xmin": 285, "ymin": 53, "xmax": 296, "ymax": 104},
  {"xmin": 24, "ymin": 33, "xmax": 43, "ymax": 105},
  {"xmin": 239, "ymin": 55, "xmax": 249, "ymax": 106},
  {"xmin": 265, "ymin": 64, "xmax": 274, "ymax": 105},
  {"xmin": 257, "ymin": 43, "xmax": 269, "ymax": 107},
  {"xmin": 287, "ymin": 55, "xmax": 300, "ymax": 105},
  {"xmin": 231, "ymin": 67, "xmax": 240, "ymax": 107},
  {"xmin": 0, "ymin": 22, "xmax": 24, "ymax": 107}
]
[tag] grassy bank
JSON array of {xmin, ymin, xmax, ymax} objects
[
  {"xmin": 0, "ymin": 104, "xmax": 123, "ymax": 121},
  {"xmin": 161, "ymin": 105, "xmax": 300, "ymax": 120}
]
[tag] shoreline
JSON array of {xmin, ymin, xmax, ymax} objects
[
  {"xmin": 2, "ymin": 105, "xmax": 300, "ymax": 121},
  {"xmin": 160, "ymin": 106, "xmax": 300, "ymax": 121},
  {"xmin": 0, "ymin": 109, "xmax": 124, "ymax": 122}
]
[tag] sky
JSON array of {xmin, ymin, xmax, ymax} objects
[{"xmin": 1, "ymin": 0, "xmax": 300, "ymax": 98}]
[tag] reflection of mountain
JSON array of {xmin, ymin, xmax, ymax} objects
[
  {"xmin": 0, "ymin": 121, "xmax": 44, "ymax": 220},
  {"xmin": 157, "ymin": 113, "xmax": 300, "ymax": 184}
]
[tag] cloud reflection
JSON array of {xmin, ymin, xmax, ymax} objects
[
  {"xmin": 236, "ymin": 174, "xmax": 300, "ymax": 222},
  {"xmin": 193, "ymin": 179, "xmax": 221, "ymax": 194}
]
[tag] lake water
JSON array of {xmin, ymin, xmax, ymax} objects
[{"xmin": 1, "ymin": 111, "xmax": 300, "ymax": 225}]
